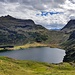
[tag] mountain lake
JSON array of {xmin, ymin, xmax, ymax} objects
[{"xmin": 0, "ymin": 47, "xmax": 65, "ymax": 63}]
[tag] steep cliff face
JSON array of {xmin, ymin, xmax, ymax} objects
[
  {"xmin": 68, "ymin": 30, "xmax": 75, "ymax": 40},
  {"xmin": 61, "ymin": 20, "xmax": 75, "ymax": 33},
  {"xmin": 63, "ymin": 31, "xmax": 75, "ymax": 62},
  {"xmin": 60, "ymin": 19, "xmax": 75, "ymax": 62}
]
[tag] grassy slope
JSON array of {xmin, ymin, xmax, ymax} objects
[
  {"xmin": 0, "ymin": 42, "xmax": 48, "ymax": 51},
  {"xmin": 14, "ymin": 42, "xmax": 48, "ymax": 50},
  {"xmin": 0, "ymin": 56, "xmax": 75, "ymax": 75},
  {"xmin": 13, "ymin": 30, "xmax": 70, "ymax": 50}
]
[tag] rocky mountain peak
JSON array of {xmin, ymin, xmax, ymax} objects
[{"xmin": 61, "ymin": 19, "xmax": 75, "ymax": 33}]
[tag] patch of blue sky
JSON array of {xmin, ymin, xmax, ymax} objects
[{"xmin": 36, "ymin": 11, "xmax": 63, "ymax": 16}]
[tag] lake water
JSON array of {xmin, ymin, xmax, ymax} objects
[{"xmin": 0, "ymin": 47, "xmax": 65, "ymax": 63}]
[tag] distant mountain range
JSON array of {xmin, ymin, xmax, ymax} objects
[{"xmin": 0, "ymin": 15, "xmax": 75, "ymax": 46}]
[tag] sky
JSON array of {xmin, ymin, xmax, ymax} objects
[{"xmin": 0, "ymin": 0, "xmax": 75, "ymax": 29}]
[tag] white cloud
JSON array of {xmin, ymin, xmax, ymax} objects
[
  {"xmin": 69, "ymin": 0, "xmax": 75, "ymax": 4},
  {"xmin": 60, "ymin": 0, "xmax": 75, "ymax": 10},
  {"xmin": 0, "ymin": 0, "xmax": 75, "ymax": 29}
]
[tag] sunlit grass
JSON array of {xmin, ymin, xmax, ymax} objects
[
  {"xmin": 14, "ymin": 42, "xmax": 48, "ymax": 50},
  {"xmin": 14, "ymin": 42, "xmax": 60, "ymax": 50},
  {"xmin": 0, "ymin": 56, "xmax": 75, "ymax": 75},
  {"xmin": 0, "ymin": 42, "xmax": 62, "ymax": 51}
]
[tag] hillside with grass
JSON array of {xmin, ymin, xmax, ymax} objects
[
  {"xmin": 0, "ymin": 15, "xmax": 48, "ymax": 45},
  {"xmin": 0, "ymin": 56, "xmax": 75, "ymax": 75},
  {"xmin": 0, "ymin": 15, "xmax": 69, "ymax": 49}
]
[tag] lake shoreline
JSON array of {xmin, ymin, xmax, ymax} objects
[{"xmin": 0, "ymin": 42, "xmax": 61, "ymax": 51}]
